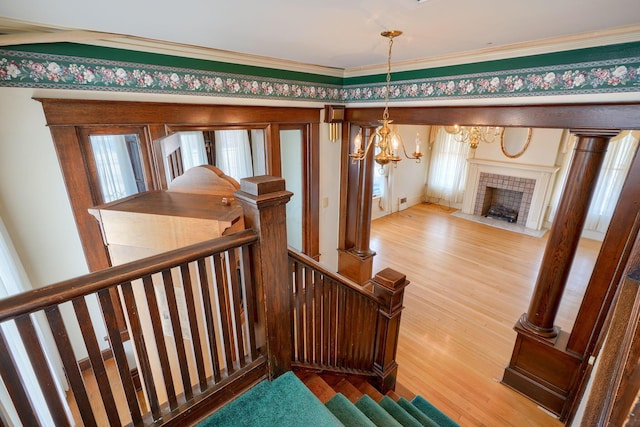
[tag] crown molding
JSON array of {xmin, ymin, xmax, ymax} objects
[
  {"xmin": 89, "ymin": 36, "xmax": 345, "ymax": 78},
  {"xmin": 345, "ymin": 25, "xmax": 640, "ymax": 78},
  {"xmin": 0, "ymin": 17, "xmax": 345, "ymax": 78}
]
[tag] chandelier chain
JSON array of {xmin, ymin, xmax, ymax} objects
[{"xmin": 382, "ymin": 36, "xmax": 394, "ymax": 121}]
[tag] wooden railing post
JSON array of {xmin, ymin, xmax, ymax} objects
[
  {"xmin": 234, "ymin": 176, "xmax": 293, "ymax": 380},
  {"xmin": 371, "ymin": 268, "xmax": 409, "ymax": 392}
]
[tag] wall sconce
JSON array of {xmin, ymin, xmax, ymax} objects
[{"xmin": 324, "ymin": 105, "xmax": 345, "ymax": 142}]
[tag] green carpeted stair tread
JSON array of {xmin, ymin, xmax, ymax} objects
[
  {"xmin": 326, "ymin": 393, "xmax": 377, "ymax": 427},
  {"xmin": 397, "ymin": 397, "xmax": 440, "ymax": 427},
  {"xmin": 411, "ymin": 395, "xmax": 461, "ymax": 427},
  {"xmin": 379, "ymin": 395, "xmax": 423, "ymax": 427},
  {"xmin": 355, "ymin": 394, "xmax": 403, "ymax": 427},
  {"xmin": 198, "ymin": 372, "xmax": 342, "ymax": 427}
]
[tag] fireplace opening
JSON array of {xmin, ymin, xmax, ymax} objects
[
  {"xmin": 473, "ymin": 173, "xmax": 536, "ymax": 227},
  {"xmin": 486, "ymin": 205, "xmax": 518, "ymax": 223},
  {"xmin": 480, "ymin": 187, "xmax": 523, "ymax": 224}
]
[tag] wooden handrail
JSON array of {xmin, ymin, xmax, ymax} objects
[
  {"xmin": 0, "ymin": 229, "xmax": 258, "ymax": 322},
  {"xmin": 287, "ymin": 248, "xmax": 383, "ymax": 304},
  {"xmin": 0, "ymin": 227, "xmax": 265, "ymax": 426}
]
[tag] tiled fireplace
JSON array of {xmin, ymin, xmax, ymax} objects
[
  {"xmin": 474, "ymin": 173, "xmax": 536, "ymax": 226},
  {"xmin": 461, "ymin": 159, "xmax": 560, "ymax": 230}
]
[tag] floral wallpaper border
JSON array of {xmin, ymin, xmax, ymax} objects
[{"xmin": 1, "ymin": 48, "xmax": 639, "ymax": 102}]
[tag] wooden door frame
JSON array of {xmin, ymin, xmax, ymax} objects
[
  {"xmin": 38, "ymin": 98, "xmax": 321, "ymax": 271},
  {"xmin": 342, "ymin": 101, "xmax": 640, "ymax": 422}
]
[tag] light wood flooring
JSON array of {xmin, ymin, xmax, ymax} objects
[{"xmin": 370, "ymin": 203, "xmax": 601, "ymax": 427}]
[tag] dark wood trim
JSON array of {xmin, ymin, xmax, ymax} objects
[
  {"xmin": 345, "ymin": 103, "xmax": 640, "ymax": 129},
  {"xmin": 49, "ymin": 126, "xmax": 111, "ymax": 271},
  {"xmin": 36, "ymin": 98, "xmax": 321, "ymax": 126},
  {"xmin": 39, "ymin": 99, "xmax": 322, "ymax": 272}
]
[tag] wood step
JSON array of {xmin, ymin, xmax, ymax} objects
[
  {"xmin": 349, "ymin": 377, "xmax": 384, "ymax": 403},
  {"xmin": 295, "ymin": 372, "xmax": 336, "ymax": 404},
  {"xmin": 331, "ymin": 378, "xmax": 364, "ymax": 403}
]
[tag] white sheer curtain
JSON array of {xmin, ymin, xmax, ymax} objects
[
  {"xmin": 584, "ymin": 130, "xmax": 639, "ymax": 233},
  {"xmin": 0, "ymin": 217, "xmax": 71, "ymax": 426},
  {"xmin": 178, "ymin": 131, "xmax": 208, "ymax": 170},
  {"xmin": 90, "ymin": 135, "xmax": 139, "ymax": 202},
  {"xmin": 426, "ymin": 127, "xmax": 471, "ymax": 204},
  {"xmin": 214, "ymin": 130, "xmax": 253, "ymax": 182}
]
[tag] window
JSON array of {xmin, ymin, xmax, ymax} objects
[
  {"xmin": 89, "ymin": 134, "xmax": 146, "ymax": 203},
  {"xmin": 426, "ymin": 127, "xmax": 471, "ymax": 204},
  {"xmin": 585, "ymin": 130, "xmax": 639, "ymax": 234}
]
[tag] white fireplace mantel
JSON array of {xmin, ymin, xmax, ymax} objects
[{"xmin": 462, "ymin": 159, "xmax": 560, "ymax": 230}]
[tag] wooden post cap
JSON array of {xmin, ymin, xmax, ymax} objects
[
  {"xmin": 240, "ymin": 176, "xmax": 286, "ymax": 196},
  {"xmin": 373, "ymin": 268, "xmax": 408, "ymax": 291}
]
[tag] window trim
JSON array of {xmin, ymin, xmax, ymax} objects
[{"xmin": 39, "ymin": 99, "xmax": 321, "ymax": 270}]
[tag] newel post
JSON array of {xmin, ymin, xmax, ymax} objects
[
  {"xmin": 372, "ymin": 268, "xmax": 409, "ymax": 392},
  {"xmin": 234, "ymin": 176, "xmax": 293, "ymax": 379}
]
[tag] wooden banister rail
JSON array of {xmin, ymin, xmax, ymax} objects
[
  {"xmin": 288, "ymin": 249, "xmax": 409, "ymax": 392},
  {"xmin": 0, "ymin": 230, "xmax": 257, "ymax": 321},
  {"xmin": 0, "ymin": 229, "xmax": 267, "ymax": 426}
]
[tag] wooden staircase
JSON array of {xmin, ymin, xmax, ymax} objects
[{"xmin": 295, "ymin": 371, "xmax": 460, "ymax": 427}]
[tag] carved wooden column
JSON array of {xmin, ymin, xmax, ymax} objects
[
  {"xmin": 338, "ymin": 125, "xmax": 376, "ymax": 285},
  {"xmin": 520, "ymin": 130, "xmax": 616, "ymax": 338},
  {"xmin": 372, "ymin": 268, "xmax": 409, "ymax": 392},
  {"xmin": 235, "ymin": 176, "xmax": 293, "ymax": 379},
  {"xmin": 502, "ymin": 129, "xmax": 618, "ymax": 417}
]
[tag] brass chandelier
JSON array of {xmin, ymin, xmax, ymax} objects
[
  {"xmin": 444, "ymin": 125, "xmax": 503, "ymax": 149},
  {"xmin": 349, "ymin": 30, "xmax": 423, "ymax": 166}
]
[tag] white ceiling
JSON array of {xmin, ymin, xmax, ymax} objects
[{"xmin": 1, "ymin": 0, "xmax": 640, "ymax": 72}]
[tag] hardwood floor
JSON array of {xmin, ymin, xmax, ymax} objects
[{"xmin": 370, "ymin": 203, "xmax": 601, "ymax": 427}]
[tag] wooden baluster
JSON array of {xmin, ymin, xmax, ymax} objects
[
  {"xmin": 179, "ymin": 264, "xmax": 207, "ymax": 391},
  {"xmin": 305, "ymin": 266, "xmax": 314, "ymax": 364},
  {"xmin": 161, "ymin": 269, "xmax": 193, "ymax": 401},
  {"xmin": 329, "ymin": 280, "xmax": 338, "ymax": 367},
  {"xmin": 294, "ymin": 260, "xmax": 305, "ymax": 362},
  {"xmin": 313, "ymin": 270, "xmax": 323, "ymax": 366},
  {"xmin": 13, "ymin": 315, "xmax": 71, "ymax": 426},
  {"xmin": 372, "ymin": 268, "xmax": 409, "ymax": 392},
  {"xmin": 354, "ymin": 296, "xmax": 366, "ymax": 370},
  {"xmin": 142, "ymin": 275, "xmax": 178, "ymax": 410},
  {"xmin": 73, "ymin": 297, "xmax": 122, "ymax": 426},
  {"xmin": 18, "ymin": 320, "xmax": 62, "ymax": 423},
  {"xmin": 0, "ymin": 327, "xmax": 40, "ymax": 426},
  {"xmin": 212, "ymin": 254, "xmax": 235, "ymax": 374},
  {"xmin": 226, "ymin": 249, "xmax": 247, "ymax": 368},
  {"xmin": 235, "ymin": 175, "xmax": 293, "ymax": 379},
  {"xmin": 239, "ymin": 245, "xmax": 258, "ymax": 361},
  {"xmin": 120, "ymin": 282, "xmax": 161, "ymax": 421},
  {"xmin": 337, "ymin": 285, "xmax": 348, "ymax": 368},
  {"xmin": 197, "ymin": 258, "xmax": 221, "ymax": 382},
  {"xmin": 45, "ymin": 306, "xmax": 98, "ymax": 427},
  {"xmin": 322, "ymin": 275, "xmax": 331, "ymax": 366},
  {"xmin": 97, "ymin": 289, "xmax": 142, "ymax": 425}
]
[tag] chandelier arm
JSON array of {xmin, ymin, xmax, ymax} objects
[
  {"xmin": 397, "ymin": 138, "xmax": 423, "ymax": 161},
  {"xmin": 349, "ymin": 130, "xmax": 377, "ymax": 162}
]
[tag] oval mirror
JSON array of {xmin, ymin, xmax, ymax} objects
[{"xmin": 500, "ymin": 127, "xmax": 532, "ymax": 158}]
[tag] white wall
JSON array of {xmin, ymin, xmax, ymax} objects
[
  {"xmin": 318, "ymin": 110, "xmax": 342, "ymax": 271},
  {"xmin": 368, "ymin": 124, "xmax": 430, "ymax": 221}
]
